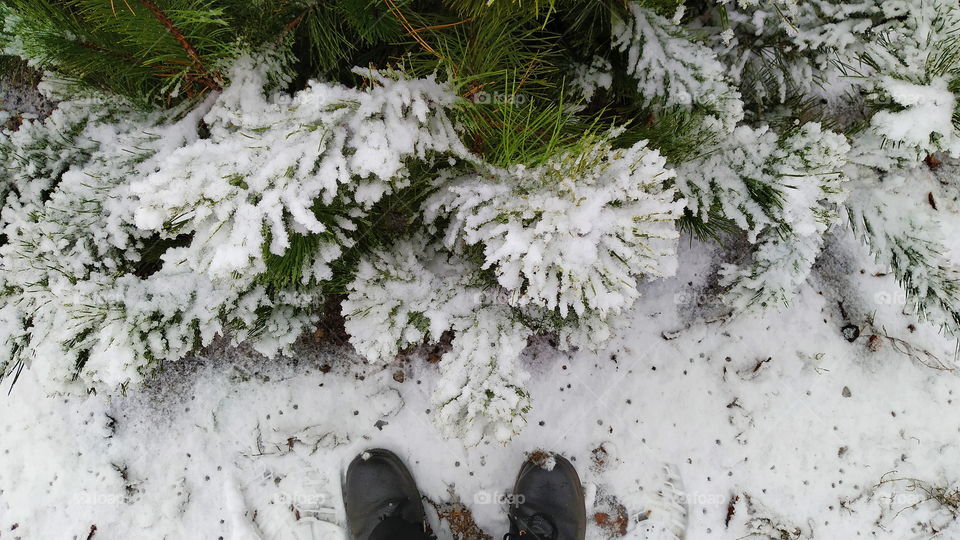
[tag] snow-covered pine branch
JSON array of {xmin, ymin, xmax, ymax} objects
[
  {"xmin": 612, "ymin": 1, "xmax": 744, "ymax": 134},
  {"xmin": 859, "ymin": 0, "xmax": 960, "ymax": 161},
  {"xmin": 132, "ymin": 56, "xmax": 467, "ymax": 287},
  {"xmin": 846, "ymin": 165, "xmax": 960, "ymax": 336},
  {"xmin": 0, "ymin": 93, "xmax": 233, "ymax": 390},
  {"xmin": 425, "ymin": 136, "xmax": 684, "ymax": 319},
  {"xmin": 0, "ymin": 98, "xmax": 104, "ymax": 206},
  {"xmin": 342, "ymin": 238, "xmax": 486, "ymax": 363},
  {"xmin": 839, "ymin": 0, "xmax": 960, "ymax": 334},
  {"xmin": 678, "ymin": 123, "xmax": 850, "ymax": 310},
  {"xmin": 342, "ymin": 238, "xmax": 532, "ymax": 444},
  {"xmin": 431, "ymin": 305, "xmax": 531, "ymax": 445}
]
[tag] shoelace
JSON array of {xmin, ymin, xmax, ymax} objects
[
  {"xmin": 502, "ymin": 530, "xmax": 550, "ymax": 540},
  {"xmin": 504, "ymin": 513, "xmax": 557, "ymax": 540}
]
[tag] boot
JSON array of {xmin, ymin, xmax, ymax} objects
[
  {"xmin": 505, "ymin": 453, "xmax": 587, "ymax": 540},
  {"xmin": 343, "ymin": 449, "xmax": 431, "ymax": 540}
]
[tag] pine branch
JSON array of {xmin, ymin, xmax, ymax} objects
[
  {"xmin": 384, "ymin": 0, "xmax": 441, "ymax": 60},
  {"xmin": 136, "ymin": 0, "xmax": 221, "ymax": 92},
  {"xmin": 277, "ymin": 8, "xmax": 310, "ymax": 43}
]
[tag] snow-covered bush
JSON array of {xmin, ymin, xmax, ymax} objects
[
  {"xmin": 2, "ymin": 0, "xmax": 960, "ymax": 443},
  {"xmin": 0, "ymin": 56, "xmax": 470, "ymax": 392}
]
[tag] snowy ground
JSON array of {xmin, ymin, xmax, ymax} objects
[{"xmin": 2, "ymin": 226, "xmax": 960, "ymax": 540}]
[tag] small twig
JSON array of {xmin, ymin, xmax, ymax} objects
[
  {"xmin": 877, "ymin": 325, "xmax": 955, "ymax": 371},
  {"xmin": 137, "ymin": 0, "xmax": 221, "ymax": 92},
  {"xmin": 514, "ymin": 56, "xmax": 542, "ymax": 96},
  {"xmin": 751, "ymin": 356, "xmax": 771, "ymax": 373},
  {"xmin": 875, "ymin": 473, "xmax": 960, "ymax": 520},
  {"xmin": 276, "ymin": 8, "xmax": 310, "ymax": 44},
  {"xmin": 383, "ymin": 0, "xmax": 442, "ymax": 60},
  {"xmin": 408, "ymin": 18, "xmax": 473, "ymax": 33},
  {"xmin": 462, "ymin": 81, "xmax": 495, "ymax": 100}
]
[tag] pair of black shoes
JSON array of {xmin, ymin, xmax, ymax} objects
[{"xmin": 344, "ymin": 449, "xmax": 587, "ymax": 540}]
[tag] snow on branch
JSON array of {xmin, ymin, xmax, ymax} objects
[
  {"xmin": 612, "ymin": 1, "xmax": 744, "ymax": 134},
  {"xmin": 425, "ymin": 137, "xmax": 684, "ymax": 319}
]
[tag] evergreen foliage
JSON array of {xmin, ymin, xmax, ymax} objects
[{"xmin": 1, "ymin": 0, "xmax": 960, "ymax": 442}]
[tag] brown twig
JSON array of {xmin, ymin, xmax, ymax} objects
[
  {"xmin": 876, "ymin": 325, "xmax": 955, "ymax": 371},
  {"xmin": 408, "ymin": 18, "xmax": 473, "ymax": 33},
  {"xmin": 515, "ymin": 56, "xmax": 541, "ymax": 95},
  {"xmin": 277, "ymin": 8, "xmax": 310, "ymax": 44},
  {"xmin": 137, "ymin": 0, "xmax": 221, "ymax": 92},
  {"xmin": 383, "ymin": 0, "xmax": 441, "ymax": 60},
  {"xmin": 462, "ymin": 81, "xmax": 495, "ymax": 100}
]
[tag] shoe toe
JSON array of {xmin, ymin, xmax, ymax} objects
[
  {"xmin": 512, "ymin": 455, "xmax": 587, "ymax": 540},
  {"xmin": 344, "ymin": 449, "xmax": 424, "ymax": 538}
]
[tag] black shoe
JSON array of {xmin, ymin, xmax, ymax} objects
[
  {"xmin": 506, "ymin": 453, "xmax": 586, "ymax": 540},
  {"xmin": 343, "ymin": 449, "xmax": 429, "ymax": 540}
]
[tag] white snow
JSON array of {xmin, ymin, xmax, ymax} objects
[
  {"xmin": 2, "ymin": 2, "xmax": 960, "ymax": 538},
  {"xmin": 871, "ymin": 77, "xmax": 960, "ymax": 157},
  {"xmin": 2, "ymin": 232, "xmax": 959, "ymax": 539}
]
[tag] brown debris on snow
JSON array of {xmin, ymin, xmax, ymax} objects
[
  {"xmin": 525, "ymin": 449, "xmax": 556, "ymax": 470},
  {"xmin": 425, "ymin": 496, "xmax": 491, "ymax": 540},
  {"xmin": 593, "ymin": 489, "xmax": 629, "ymax": 537},
  {"xmin": 591, "ymin": 445, "xmax": 609, "ymax": 472}
]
